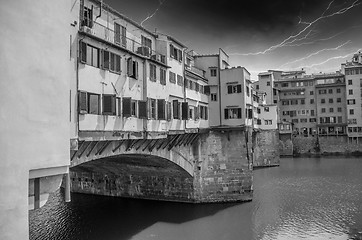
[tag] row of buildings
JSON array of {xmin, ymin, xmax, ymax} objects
[
  {"xmin": 70, "ymin": 0, "xmax": 278, "ymax": 149},
  {"xmin": 255, "ymin": 51, "xmax": 362, "ymax": 143}
]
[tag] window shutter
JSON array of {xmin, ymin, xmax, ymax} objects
[
  {"xmin": 178, "ymin": 49, "xmax": 182, "ymax": 62},
  {"xmin": 182, "ymin": 102, "xmax": 188, "ymax": 120},
  {"xmin": 227, "ymin": 85, "xmax": 232, "ymax": 94},
  {"xmin": 78, "ymin": 91, "xmax": 88, "ymax": 113},
  {"xmin": 134, "ymin": 61, "xmax": 139, "ymax": 79},
  {"xmin": 117, "ymin": 98, "xmax": 121, "ymax": 116},
  {"xmin": 80, "ymin": 41, "xmax": 87, "ymax": 63},
  {"xmin": 127, "ymin": 58, "xmax": 133, "ymax": 76},
  {"xmin": 103, "ymin": 50, "xmax": 110, "ymax": 70},
  {"xmin": 157, "ymin": 99, "xmax": 165, "ymax": 120},
  {"xmin": 122, "ymin": 97, "xmax": 131, "ymax": 117},
  {"xmin": 248, "ymin": 109, "xmax": 253, "ymax": 119},
  {"xmin": 237, "ymin": 85, "xmax": 242, "ymax": 93},
  {"xmin": 170, "ymin": 44, "xmax": 174, "ymax": 58},
  {"xmin": 121, "ymin": 26, "xmax": 127, "ymax": 47},
  {"xmin": 115, "ymin": 55, "xmax": 121, "ymax": 72},
  {"xmin": 167, "ymin": 102, "xmax": 172, "ymax": 121},
  {"xmin": 238, "ymin": 108, "xmax": 242, "ymax": 119},
  {"xmin": 172, "ymin": 100, "xmax": 179, "ymax": 119},
  {"xmin": 138, "ymin": 100, "xmax": 147, "ymax": 119},
  {"xmin": 103, "ymin": 95, "xmax": 116, "ymax": 115},
  {"xmin": 195, "ymin": 105, "xmax": 200, "ymax": 120},
  {"xmin": 224, "ymin": 109, "xmax": 229, "ymax": 119},
  {"xmin": 205, "ymin": 106, "xmax": 208, "ymax": 120},
  {"xmin": 204, "ymin": 86, "xmax": 210, "ymax": 95}
]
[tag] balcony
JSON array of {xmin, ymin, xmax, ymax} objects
[
  {"xmin": 80, "ymin": 22, "xmax": 166, "ymax": 65},
  {"xmin": 185, "ymin": 65, "xmax": 206, "ymax": 78}
]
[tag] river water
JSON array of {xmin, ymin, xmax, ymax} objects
[{"xmin": 30, "ymin": 157, "xmax": 362, "ymax": 240}]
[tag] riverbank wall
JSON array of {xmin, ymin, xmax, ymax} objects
[
  {"xmin": 286, "ymin": 135, "xmax": 362, "ymax": 156},
  {"xmin": 253, "ymin": 129, "xmax": 280, "ymax": 168}
]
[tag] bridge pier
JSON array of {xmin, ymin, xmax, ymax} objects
[{"xmin": 70, "ymin": 128, "xmax": 254, "ymax": 203}]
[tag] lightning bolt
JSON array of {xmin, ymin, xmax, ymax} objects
[
  {"xmin": 295, "ymin": 48, "xmax": 361, "ymax": 69},
  {"xmin": 140, "ymin": 0, "xmax": 166, "ymax": 27},
  {"xmin": 230, "ymin": 0, "xmax": 361, "ymax": 56},
  {"xmin": 279, "ymin": 40, "xmax": 351, "ymax": 68}
]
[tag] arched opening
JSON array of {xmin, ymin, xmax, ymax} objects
[{"xmin": 70, "ymin": 154, "xmax": 194, "ymax": 202}]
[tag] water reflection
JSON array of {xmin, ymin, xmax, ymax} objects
[{"xmin": 30, "ymin": 157, "xmax": 362, "ymax": 240}]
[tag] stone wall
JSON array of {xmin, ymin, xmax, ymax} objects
[
  {"xmin": 253, "ymin": 129, "xmax": 280, "ymax": 168},
  {"xmin": 292, "ymin": 135, "xmax": 318, "ymax": 155},
  {"xmin": 292, "ymin": 135, "xmax": 362, "ymax": 155},
  {"xmin": 319, "ymin": 136, "xmax": 362, "ymax": 154},
  {"xmin": 195, "ymin": 128, "xmax": 253, "ymax": 203},
  {"xmin": 279, "ymin": 133, "xmax": 293, "ymax": 156}
]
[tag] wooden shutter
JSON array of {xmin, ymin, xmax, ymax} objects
[
  {"xmin": 121, "ymin": 26, "xmax": 127, "ymax": 47},
  {"xmin": 167, "ymin": 102, "xmax": 172, "ymax": 121},
  {"xmin": 122, "ymin": 97, "xmax": 131, "ymax": 117},
  {"xmin": 224, "ymin": 109, "xmax": 229, "ymax": 119},
  {"xmin": 204, "ymin": 86, "xmax": 210, "ymax": 95},
  {"xmin": 182, "ymin": 102, "xmax": 188, "ymax": 120},
  {"xmin": 117, "ymin": 97, "xmax": 121, "ymax": 116},
  {"xmin": 127, "ymin": 58, "xmax": 133, "ymax": 76},
  {"xmin": 78, "ymin": 91, "xmax": 88, "ymax": 113},
  {"xmin": 114, "ymin": 22, "xmax": 121, "ymax": 45},
  {"xmin": 170, "ymin": 44, "xmax": 174, "ymax": 58},
  {"xmin": 205, "ymin": 106, "xmax": 208, "ymax": 120},
  {"xmin": 103, "ymin": 95, "xmax": 116, "ymax": 115},
  {"xmin": 248, "ymin": 109, "xmax": 253, "ymax": 119},
  {"xmin": 237, "ymin": 84, "xmax": 242, "ymax": 93},
  {"xmin": 157, "ymin": 99, "xmax": 165, "ymax": 120},
  {"xmin": 103, "ymin": 50, "xmax": 109, "ymax": 70},
  {"xmin": 115, "ymin": 55, "xmax": 121, "ymax": 72},
  {"xmin": 172, "ymin": 100, "xmax": 179, "ymax": 119},
  {"xmin": 138, "ymin": 100, "xmax": 147, "ymax": 119},
  {"xmin": 195, "ymin": 105, "xmax": 200, "ymax": 120},
  {"xmin": 134, "ymin": 61, "xmax": 139, "ymax": 79},
  {"xmin": 178, "ymin": 49, "xmax": 182, "ymax": 62},
  {"xmin": 227, "ymin": 85, "xmax": 232, "ymax": 94},
  {"xmin": 238, "ymin": 108, "xmax": 242, "ymax": 119},
  {"xmin": 80, "ymin": 41, "xmax": 87, "ymax": 63}
]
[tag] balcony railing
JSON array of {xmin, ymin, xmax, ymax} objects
[
  {"xmin": 80, "ymin": 22, "xmax": 166, "ymax": 65},
  {"xmin": 185, "ymin": 65, "xmax": 205, "ymax": 78}
]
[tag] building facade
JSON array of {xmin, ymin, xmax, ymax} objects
[{"xmin": 342, "ymin": 52, "xmax": 362, "ymax": 142}]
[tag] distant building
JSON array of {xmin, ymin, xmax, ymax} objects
[{"xmin": 341, "ymin": 52, "xmax": 362, "ymax": 142}]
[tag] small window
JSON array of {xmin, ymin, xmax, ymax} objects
[
  {"xmin": 328, "ymin": 89, "xmax": 333, "ymax": 94},
  {"xmin": 264, "ymin": 107, "xmax": 269, "ymax": 112},
  {"xmin": 349, "ymin": 89, "xmax": 353, "ymax": 95},
  {"xmin": 157, "ymin": 99, "xmax": 165, "ymax": 120},
  {"xmin": 348, "ymin": 79, "xmax": 353, "ymax": 85},
  {"xmin": 172, "ymin": 100, "xmax": 180, "ymax": 119},
  {"xmin": 350, "ymin": 109, "xmax": 354, "ymax": 115},
  {"xmin": 224, "ymin": 108, "xmax": 242, "ymax": 119},
  {"xmin": 210, "ymin": 68, "xmax": 217, "ymax": 77},
  {"xmin": 310, "ymin": 91, "xmax": 314, "ymax": 95},
  {"xmin": 177, "ymin": 75, "xmax": 183, "ymax": 86},
  {"xmin": 88, "ymin": 93, "xmax": 100, "ymax": 114},
  {"xmin": 337, "ymin": 88, "xmax": 341, "ymax": 93},
  {"xmin": 211, "ymin": 93, "xmax": 217, "ymax": 101},
  {"xmin": 321, "ymin": 108, "xmax": 326, "ymax": 113},
  {"xmin": 131, "ymin": 100, "xmax": 137, "ymax": 117},
  {"xmin": 337, "ymin": 98, "xmax": 341, "ymax": 103},
  {"xmin": 329, "ymin": 108, "xmax": 334, "ymax": 113},
  {"xmin": 329, "ymin": 98, "xmax": 333, "ymax": 103},
  {"xmin": 321, "ymin": 99, "xmax": 325, "ymax": 104}
]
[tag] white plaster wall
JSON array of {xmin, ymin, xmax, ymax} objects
[
  {"xmin": 259, "ymin": 105, "xmax": 278, "ymax": 130},
  {"xmin": 0, "ymin": 0, "xmax": 70, "ymax": 239}
]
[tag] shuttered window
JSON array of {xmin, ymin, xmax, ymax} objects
[
  {"xmin": 172, "ymin": 100, "xmax": 179, "ymax": 119},
  {"xmin": 103, "ymin": 50, "xmax": 110, "ymax": 70},
  {"xmin": 78, "ymin": 91, "xmax": 88, "ymax": 113},
  {"xmin": 138, "ymin": 100, "xmax": 148, "ymax": 119},
  {"xmin": 160, "ymin": 68, "xmax": 166, "ymax": 85},
  {"xmin": 102, "ymin": 95, "xmax": 116, "ymax": 115},
  {"xmin": 177, "ymin": 75, "xmax": 183, "ymax": 86},
  {"xmin": 150, "ymin": 64, "xmax": 156, "ymax": 81},
  {"xmin": 88, "ymin": 93, "xmax": 100, "ymax": 114},
  {"xmin": 227, "ymin": 84, "xmax": 242, "ymax": 94},
  {"xmin": 182, "ymin": 102, "xmax": 188, "ymax": 120},
  {"xmin": 80, "ymin": 41, "xmax": 87, "ymax": 63},
  {"xmin": 225, "ymin": 108, "xmax": 242, "ymax": 119},
  {"xmin": 167, "ymin": 102, "xmax": 172, "ymax": 121},
  {"xmin": 127, "ymin": 58, "xmax": 138, "ymax": 79},
  {"xmin": 149, "ymin": 98, "xmax": 156, "ymax": 119},
  {"xmin": 122, "ymin": 97, "xmax": 131, "ymax": 117},
  {"xmin": 169, "ymin": 71, "xmax": 176, "ymax": 83},
  {"xmin": 157, "ymin": 99, "xmax": 165, "ymax": 120},
  {"xmin": 204, "ymin": 86, "xmax": 210, "ymax": 95}
]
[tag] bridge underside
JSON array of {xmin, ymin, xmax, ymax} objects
[{"xmin": 71, "ymin": 154, "xmax": 195, "ymax": 202}]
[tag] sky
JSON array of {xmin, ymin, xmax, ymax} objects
[{"xmin": 105, "ymin": 0, "xmax": 362, "ymax": 79}]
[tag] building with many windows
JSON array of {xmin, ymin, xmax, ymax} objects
[
  {"xmin": 341, "ymin": 52, "xmax": 362, "ymax": 142},
  {"xmin": 314, "ymin": 73, "xmax": 347, "ymax": 136}
]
